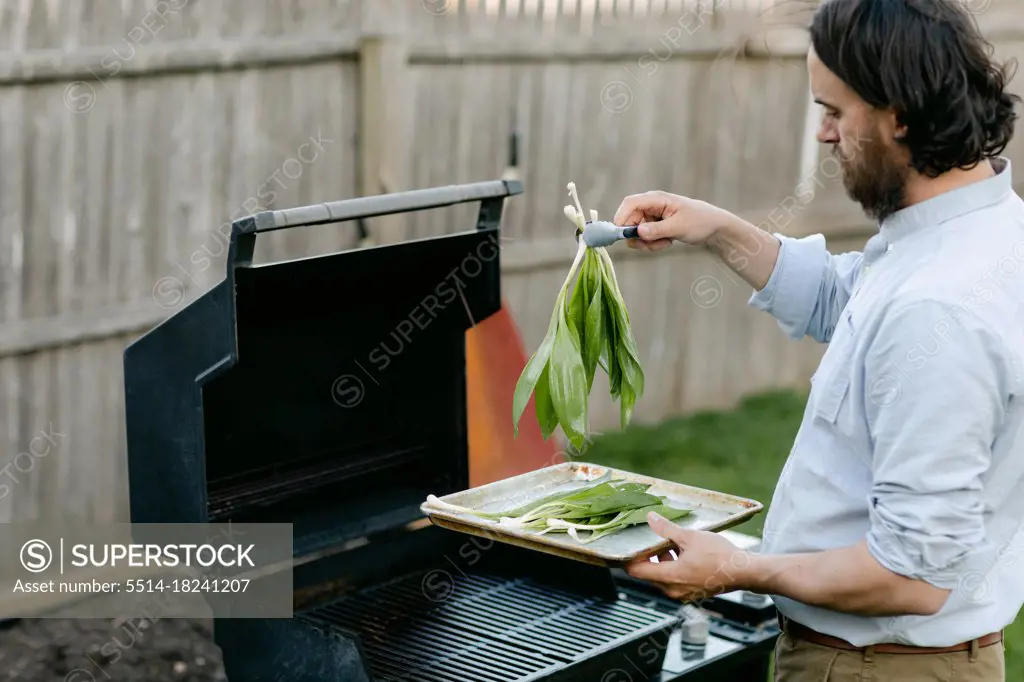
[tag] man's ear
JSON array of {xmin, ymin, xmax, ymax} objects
[{"xmin": 890, "ymin": 110, "xmax": 908, "ymax": 141}]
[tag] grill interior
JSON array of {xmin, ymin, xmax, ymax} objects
[
  {"xmin": 302, "ymin": 569, "xmax": 677, "ymax": 682},
  {"xmin": 206, "ymin": 444, "xmax": 433, "ymax": 518}
]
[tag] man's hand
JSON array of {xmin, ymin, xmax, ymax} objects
[
  {"xmin": 624, "ymin": 512, "xmax": 748, "ymax": 601},
  {"xmin": 612, "ymin": 191, "xmax": 734, "ymax": 252},
  {"xmin": 611, "ymin": 190, "xmax": 781, "ymax": 291},
  {"xmin": 625, "ymin": 513, "xmax": 951, "ymax": 617}
]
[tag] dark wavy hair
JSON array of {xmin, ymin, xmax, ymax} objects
[{"xmin": 809, "ymin": 0, "xmax": 1020, "ymax": 177}]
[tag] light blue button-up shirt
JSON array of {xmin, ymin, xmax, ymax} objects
[{"xmin": 750, "ymin": 157, "xmax": 1024, "ymax": 647}]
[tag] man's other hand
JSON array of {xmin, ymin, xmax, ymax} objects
[{"xmin": 624, "ymin": 511, "xmax": 747, "ymax": 601}]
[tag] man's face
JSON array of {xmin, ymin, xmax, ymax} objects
[{"xmin": 807, "ymin": 47, "xmax": 910, "ymax": 221}]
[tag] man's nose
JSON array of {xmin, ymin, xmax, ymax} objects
[{"xmin": 816, "ymin": 125, "xmax": 839, "ymax": 145}]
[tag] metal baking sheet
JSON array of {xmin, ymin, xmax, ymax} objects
[{"xmin": 420, "ymin": 461, "xmax": 763, "ymax": 567}]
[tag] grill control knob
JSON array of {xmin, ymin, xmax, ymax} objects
[{"xmin": 676, "ymin": 604, "xmax": 709, "ymax": 647}]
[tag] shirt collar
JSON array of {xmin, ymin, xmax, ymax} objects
[{"xmin": 878, "ymin": 156, "xmax": 1013, "ymax": 245}]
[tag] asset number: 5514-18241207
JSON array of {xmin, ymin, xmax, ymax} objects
[{"xmin": 125, "ymin": 578, "xmax": 250, "ymax": 592}]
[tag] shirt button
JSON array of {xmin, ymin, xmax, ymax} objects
[{"xmin": 886, "ymin": 243, "xmax": 894, "ymax": 253}]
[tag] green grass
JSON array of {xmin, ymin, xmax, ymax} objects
[{"xmin": 583, "ymin": 389, "xmax": 1022, "ymax": 678}]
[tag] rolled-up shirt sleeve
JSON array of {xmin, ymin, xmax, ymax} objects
[
  {"xmin": 748, "ymin": 233, "xmax": 864, "ymax": 343},
  {"xmin": 864, "ymin": 299, "xmax": 1009, "ymax": 589}
]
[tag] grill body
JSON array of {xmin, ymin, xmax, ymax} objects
[{"xmin": 122, "ymin": 180, "xmax": 778, "ymax": 682}]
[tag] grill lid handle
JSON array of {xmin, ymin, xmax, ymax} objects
[{"xmin": 227, "ymin": 179, "xmax": 523, "ymax": 269}]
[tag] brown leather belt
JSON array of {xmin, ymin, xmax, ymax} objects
[{"xmin": 777, "ymin": 614, "xmax": 1003, "ymax": 655}]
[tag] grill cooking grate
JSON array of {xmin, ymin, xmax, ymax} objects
[{"xmin": 303, "ymin": 569, "xmax": 675, "ymax": 682}]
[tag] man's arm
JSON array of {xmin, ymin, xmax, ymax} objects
[
  {"xmin": 743, "ymin": 301, "xmax": 1007, "ymax": 614},
  {"xmin": 709, "ymin": 214, "xmax": 864, "ymax": 343},
  {"xmin": 742, "ymin": 540, "xmax": 949, "ymax": 616},
  {"xmin": 862, "ymin": 299, "xmax": 1007, "ymax": 588},
  {"xmin": 629, "ymin": 515, "xmax": 949, "ymax": 617},
  {"xmin": 628, "ymin": 297, "xmax": 1008, "ymax": 617},
  {"xmin": 703, "ymin": 214, "xmax": 781, "ymax": 291},
  {"xmin": 613, "ymin": 191, "xmax": 862, "ymax": 343}
]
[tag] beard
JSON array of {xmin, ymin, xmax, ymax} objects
[{"xmin": 836, "ymin": 136, "xmax": 909, "ymax": 222}]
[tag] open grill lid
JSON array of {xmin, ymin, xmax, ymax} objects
[{"xmin": 124, "ymin": 180, "xmax": 523, "ymax": 557}]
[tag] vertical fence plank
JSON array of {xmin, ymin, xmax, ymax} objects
[
  {"xmin": 359, "ymin": 0, "xmax": 412, "ymax": 244},
  {"xmin": 0, "ymin": 78, "xmax": 26, "ymax": 524}
]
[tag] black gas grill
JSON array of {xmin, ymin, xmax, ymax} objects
[{"xmin": 122, "ymin": 179, "xmax": 778, "ymax": 682}]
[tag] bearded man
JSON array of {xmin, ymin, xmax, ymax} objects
[{"xmin": 618, "ymin": 0, "xmax": 1023, "ymax": 680}]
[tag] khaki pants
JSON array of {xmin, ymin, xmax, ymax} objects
[{"xmin": 773, "ymin": 630, "xmax": 1006, "ymax": 681}]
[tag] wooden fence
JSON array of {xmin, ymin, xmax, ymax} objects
[{"xmin": 1, "ymin": 0, "xmax": 1023, "ymax": 528}]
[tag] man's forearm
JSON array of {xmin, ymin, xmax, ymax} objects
[
  {"xmin": 705, "ymin": 214, "xmax": 781, "ymax": 291},
  {"xmin": 737, "ymin": 541, "xmax": 950, "ymax": 617}
]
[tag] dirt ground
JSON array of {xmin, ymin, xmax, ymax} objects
[{"xmin": 0, "ymin": 618, "xmax": 225, "ymax": 682}]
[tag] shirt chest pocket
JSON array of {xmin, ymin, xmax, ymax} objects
[{"xmin": 810, "ymin": 311, "xmax": 858, "ymax": 426}]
